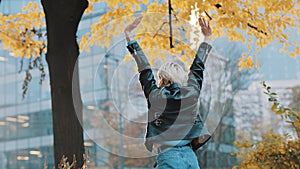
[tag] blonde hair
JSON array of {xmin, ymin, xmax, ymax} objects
[{"xmin": 157, "ymin": 62, "xmax": 186, "ymax": 87}]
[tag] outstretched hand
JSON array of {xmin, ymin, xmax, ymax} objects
[
  {"xmin": 198, "ymin": 17, "xmax": 212, "ymax": 43},
  {"xmin": 125, "ymin": 16, "xmax": 143, "ymax": 42}
]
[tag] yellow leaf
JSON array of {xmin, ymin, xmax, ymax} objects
[
  {"xmin": 293, "ymin": 40, "xmax": 298, "ymax": 46},
  {"xmin": 33, "ymin": 2, "xmax": 38, "ymax": 9},
  {"xmin": 295, "ymin": 46, "xmax": 300, "ymax": 57},
  {"xmin": 271, "ymin": 104, "xmax": 277, "ymax": 111},
  {"xmin": 288, "ymin": 52, "xmax": 296, "ymax": 58},
  {"xmin": 238, "ymin": 60, "xmax": 245, "ymax": 71},
  {"xmin": 255, "ymin": 60, "xmax": 260, "ymax": 69},
  {"xmin": 275, "ymin": 110, "xmax": 283, "ymax": 114},
  {"xmin": 279, "ymin": 48, "xmax": 284, "ymax": 53},
  {"xmin": 294, "ymin": 120, "xmax": 300, "ymax": 127},
  {"xmin": 245, "ymin": 56, "xmax": 254, "ymax": 69},
  {"xmin": 135, "ymin": 4, "xmax": 141, "ymax": 10},
  {"xmin": 22, "ymin": 6, "xmax": 27, "ymax": 11},
  {"xmin": 123, "ymin": 54, "xmax": 132, "ymax": 63},
  {"xmin": 247, "ymin": 44, "xmax": 251, "ymax": 50},
  {"xmin": 27, "ymin": 2, "xmax": 33, "ymax": 8},
  {"xmin": 84, "ymin": 4, "xmax": 94, "ymax": 14},
  {"xmin": 134, "ymin": 66, "xmax": 138, "ymax": 73}
]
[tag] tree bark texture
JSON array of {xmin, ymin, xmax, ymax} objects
[{"xmin": 41, "ymin": 0, "xmax": 88, "ymax": 167}]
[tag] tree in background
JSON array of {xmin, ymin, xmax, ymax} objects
[{"xmin": 233, "ymin": 81, "xmax": 300, "ymax": 169}]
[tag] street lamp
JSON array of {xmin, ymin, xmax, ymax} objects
[
  {"xmin": 104, "ymin": 54, "xmax": 124, "ymax": 169},
  {"xmin": 114, "ymin": 58, "xmax": 124, "ymax": 169}
]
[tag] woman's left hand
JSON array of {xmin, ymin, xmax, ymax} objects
[
  {"xmin": 125, "ymin": 16, "xmax": 143, "ymax": 33},
  {"xmin": 125, "ymin": 16, "xmax": 143, "ymax": 42}
]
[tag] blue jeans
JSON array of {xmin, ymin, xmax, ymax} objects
[{"xmin": 156, "ymin": 146, "xmax": 200, "ymax": 169}]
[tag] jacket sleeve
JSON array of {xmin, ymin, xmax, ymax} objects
[
  {"xmin": 187, "ymin": 42, "xmax": 212, "ymax": 93},
  {"xmin": 126, "ymin": 40, "xmax": 158, "ymax": 98}
]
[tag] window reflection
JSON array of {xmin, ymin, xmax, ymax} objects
[{"xmin": 0, "ymin": 111, "xmax": 52, "ymax": 141}]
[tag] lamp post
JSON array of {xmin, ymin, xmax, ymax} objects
[
  {"xmin": 104, "ymin": 54, "xmax": 109, "ymax": 100},
  {"xmin": 103, "ymin": 55, "xmax": 124, "ymax": 168},
  {"xmin": 115, "ymin": 58, "xmax": 124, "ymax": 169}
]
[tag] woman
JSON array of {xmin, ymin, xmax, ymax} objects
[{"xmin": 125, "ymin": 16, "xmax": 212, "ymax": 169}]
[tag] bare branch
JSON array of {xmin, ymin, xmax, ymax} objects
[{"xmin": 153, "ymin": 21, "xmax": 168, "ymax": 38}]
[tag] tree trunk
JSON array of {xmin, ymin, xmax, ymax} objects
[{"xmin": 41, "ymin": 0, "xmax": 88, "ymax": 167}]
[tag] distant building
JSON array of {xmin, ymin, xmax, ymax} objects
[{"xmin": 234, "ymin": 79, "xmax": 300, "ymax": 142}]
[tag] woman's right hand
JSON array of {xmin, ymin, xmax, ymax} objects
[{"xmin": 198, "ymin": 17, "xmax": 212, "ymax": 43}]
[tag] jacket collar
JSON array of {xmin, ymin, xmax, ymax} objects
[{"xmin": 167, "ymin": 83, "xmax": 180, "ymax": 90}]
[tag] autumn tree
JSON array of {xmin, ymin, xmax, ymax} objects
[{"xmin": 82, "ymin": 0, "xmax": 300, "ymax": 71}]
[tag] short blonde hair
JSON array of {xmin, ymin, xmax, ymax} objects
[{"xmin": 157, "ymin": 62, "xmax": 186, "ymax": 87}]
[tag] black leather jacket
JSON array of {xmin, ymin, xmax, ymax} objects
[{"xmin": 127, "ymin": 40, "xmax": 212, "ymax": 151}]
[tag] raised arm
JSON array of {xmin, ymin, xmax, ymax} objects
[
  {"xmin": 124, "ymin": 16, "xmax": 158, "ymax": 98},
  {"xmin": 187, "ymin": 17, "xmax": 212, "ymax": 92}
]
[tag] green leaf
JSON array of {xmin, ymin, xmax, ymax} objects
[
  {"xmin": 269, "ymin": 98, "xmax": 277, "ymax": 102},
  {"xmin": 261, "ymin": 81, "xmax": 266, "ymax": 87}
]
